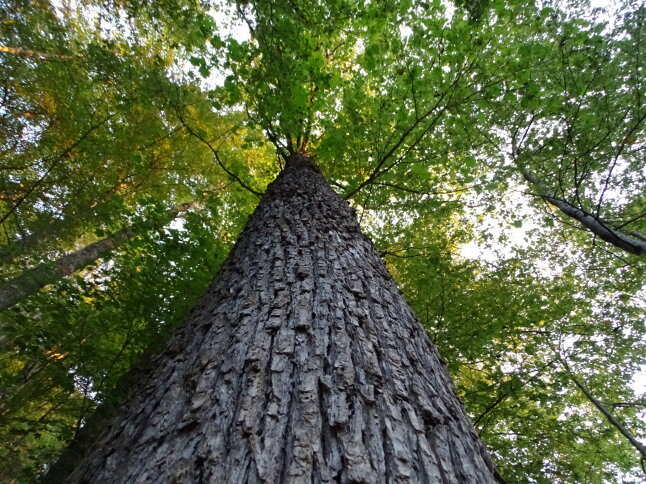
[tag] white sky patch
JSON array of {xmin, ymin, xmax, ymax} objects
[
  {"xmin": 632, "ymin": 365, "xmax": 646, "ymax": 394},
  {"xmin": 399, "ymin": 24, "xmax": 413, "ymax": 39},
  {"xmin": 457, "ymin": 180, "xmax": 546, "ymax": 261},
  {"xmin": 169, "ymin": 217, "xmax": 187, "ymax": 231},
  {"xmin": 212, "ymin": 3, "xmax": 251, "ymax": 42}
]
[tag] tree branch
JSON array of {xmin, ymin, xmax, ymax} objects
[
  {"xmin": 0, "ymin": 114, "xmax": 115, "ymax": 226},
  {"xmin": 561, "ymin": 359, "xmax": 646, "ymax": 464},
  {"xmin": 173, "ymin": 108, "xmax": 263, "ymax": 197},
  {"xmin": 0, "ymin": 201, "xmax": 200, "ymax": 312},
  {"xmin": 511, "ymin": 146, "xmax": 646, "ymax": 255},
  {"xmin": 0, "ymin": 45, "xmax": 77, "ymax": 60}
]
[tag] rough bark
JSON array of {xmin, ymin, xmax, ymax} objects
[
  {"xmin": 0, "ymin": 201, "xmax": 197, "ymax": 312},
  {"xmin": 65, "ymin": 154, "xmax": 499, "ymax": 483}
]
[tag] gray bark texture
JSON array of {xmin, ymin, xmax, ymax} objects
[{"xmin": 65, "ymin": 154, "xmax": 499, "ymax": 483}]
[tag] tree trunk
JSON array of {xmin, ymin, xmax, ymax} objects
[
  {"xmin": 0, "ymin": 201, "xmax": 198, "ymax": 312},
  {"xmin": 64, "ymin": 154, "xmax": 499, "ymax": 483}
]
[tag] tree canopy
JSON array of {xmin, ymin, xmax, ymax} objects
[{"xmin": 0, "ymin": 0, "xmax": 644, "ymax": 482}]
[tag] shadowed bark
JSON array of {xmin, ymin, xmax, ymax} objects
[{"xmin": 64, "ymin": 153, "xmax": 499, "ymax": 483}]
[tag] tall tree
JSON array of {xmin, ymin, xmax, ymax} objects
[
  {"xmin": 66, "ymin": 152, "xmax": 501, "ymax": 483},
  {"xmin": 2, "ymin": 0, "xmax": 645, "ymax": 482},
  {"xmin": 0, "ymin": 200, "xmax": 199, "ymax": 312}
]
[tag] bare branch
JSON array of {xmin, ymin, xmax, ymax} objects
[{"xmin": 173, "ymin": 107, "xmax": 263, "ymax": 197}]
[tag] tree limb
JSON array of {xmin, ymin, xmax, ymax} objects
[
  {"xmin": 511, "ymin": 149, "xmax": 646, "ymax": 255},
  {"xmin": 0, "ymin": 200, "xmax": 199, "ymax": 312},
  {"xmin": 0, "ymin": 45, "xmax": 77, "ymax": 60},
  {"xmin": 0, "ymin": 114, "xmax": 115, "ymax": 226},
  {"xmin": 173, "ymin": 106, "xmax": 263, "ymax": 197},
  {"xmin": 561, "ymin": 359, "xmax": 646, "ymax": 464}
]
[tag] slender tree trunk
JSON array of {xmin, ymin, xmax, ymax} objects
[
  {"xmin": 0, "ymin": 201, "xmax": 197, "ymax": 312},
  {"xmin": 512, "ymin": 155, "xmax": 646, "ymax": 255},
  {"xmin": 64, "ymin": 154, "xmax": 499, "ymax": 483},
  {"xmin": 561, "ymin": 359, "xmax": 646, "ymax": 462}
]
